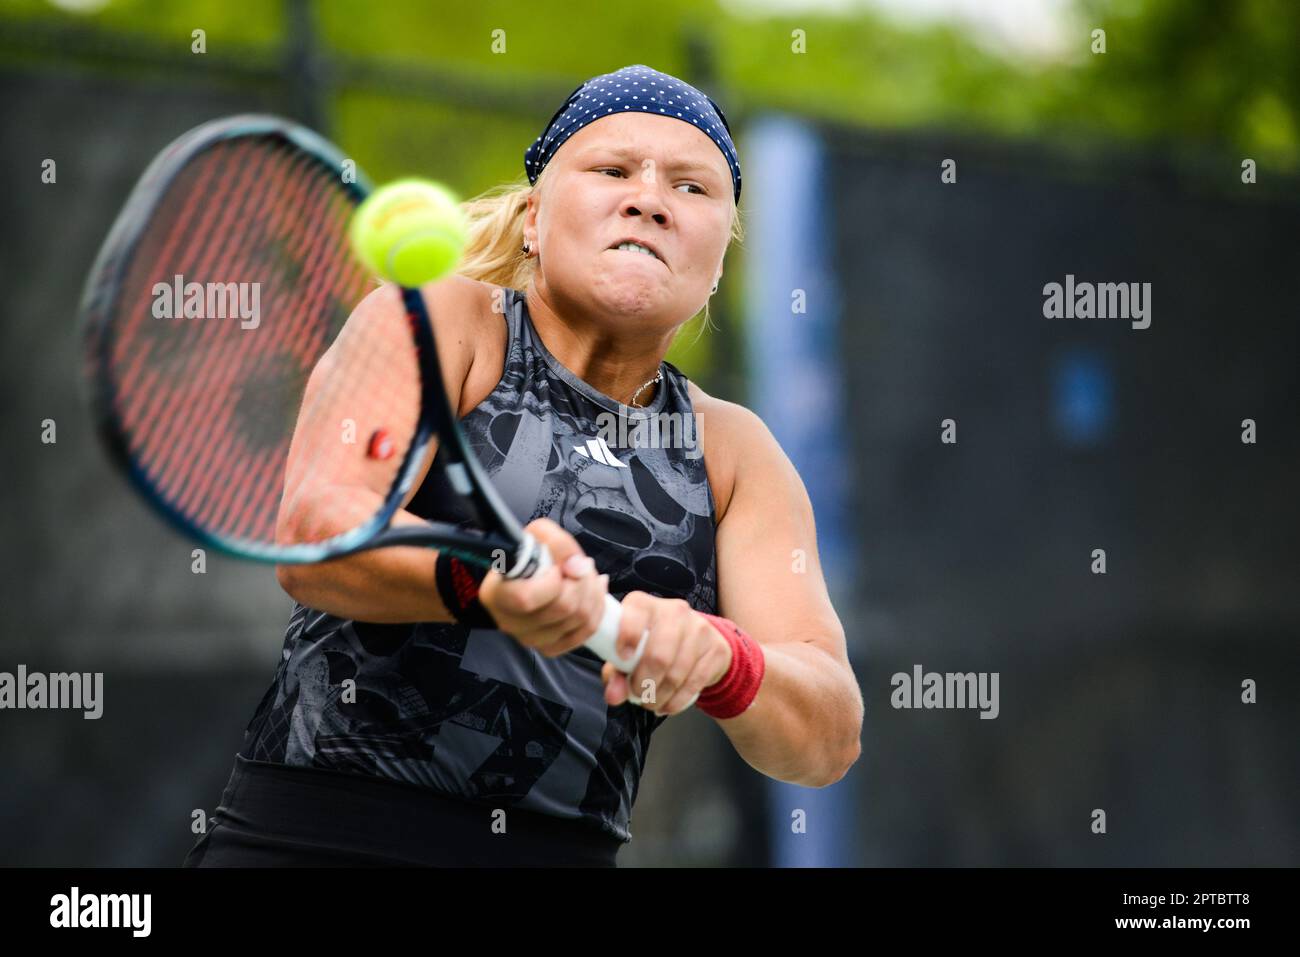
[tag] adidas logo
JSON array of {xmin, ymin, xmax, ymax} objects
[{"xmin": 571, "ymin": 435, "xmax": 628, "ymax": 468}]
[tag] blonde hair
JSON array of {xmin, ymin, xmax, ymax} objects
[{"xmin": 455, "ymin": 166, "xmax": 745, "ymax": 332}]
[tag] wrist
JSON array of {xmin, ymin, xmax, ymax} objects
[
  {"xmin": 434, "ymin": 552, "xmax": 498, "ymax": 629},
  {"xmin": 694, "ymin": 612, "xmax": 765, "ymax": 719}
]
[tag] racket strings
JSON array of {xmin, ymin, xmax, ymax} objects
[
  {"xmin": 146, "ymin": 142, "xmax": 295, "ymax": 528},
  {"xmin": 123, "ymin": 139, "xmax": 301, "ymax": 539},
  {"xmin": 105, "ymin": 135, "xmax": 402, "ymax": 550},
  {"xmin": 185, "ymin": 147, "xmax": 346, "ymax": 539},
  {"xmin": 281, "ymin": 230, "xmax": 423, "ymax": 547}
]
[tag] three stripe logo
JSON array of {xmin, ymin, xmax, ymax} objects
[{"xmin": 572, "ymin": 436, "xmax": 628, "ymax": 468}]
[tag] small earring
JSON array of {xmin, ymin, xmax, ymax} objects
[
  {"xmin": 521, "ymin": 241, "xmax": 531, "ymax": 256},
  {"xmin": 710, "ymin": 282, "xmax": 719, "ymax": 294}
]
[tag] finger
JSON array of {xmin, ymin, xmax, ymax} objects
[
  {"xmin": 504, "ymin": 563, "xmax": 565, "ymax": 615},
  {"xmin": 659, "ymin": 646, "xmax": 717, "ymax": 716},
  {"xmin": 482, "ymin": 563, "xmax": 560, "ymax": 619},
  {"xmin": 631, "ymin": 612, "xmax": 685, "ymax": 712},
  {"xmin": 561, "ymin": 553, "xmax": 596, "ymax": 579},
  {"xmin": 656, "ymin": 639, "xmax": 703, "ymax": 715},
  {"xmin": 525, "ymin": 517, "xmax": 585, "ymax": 570},
  {"xmin": 545, "ymin": 572, "xmax": 611, "ymax": 657},
  {"xmin": 615, "ymin": 595, "xmax": 653, "ymax": 664},
  {"xmin": 527, "ymin": 595, "xmax": 596, "ymax": 654},
  {"xmin": 604, "ymin": 670, "xmax": 629, "ymax": 707},
  {"xmin": 533, "ymin": 552, "xmax": 602, "ymax": 635},
  {"xmin": 523, "ymin": 567, "xmax": 596, "ymax": 633}
]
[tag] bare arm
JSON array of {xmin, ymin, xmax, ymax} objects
[
  {"xmin": 273, "ymin": 276, "xmax": 484, "ymax": 623},
  {"xmin": 708, "ymin": 404, "xmax": 863, "ymax": 788}
]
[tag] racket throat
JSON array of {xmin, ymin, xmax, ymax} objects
[{"xmin": 504, "ymin": 532, "xmax": 549, "ymax": 580}]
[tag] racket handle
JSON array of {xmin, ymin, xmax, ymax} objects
[
  {"xmin": 582, "ymin": 593, "xmax": 639, "ymax": 671},
  {"xmin": 525, "ymin": 540, "xmax": 641, "ymax": 671},
  {"xmin": 521, "ymin": 537, "xmax": 697, "ymax": 711}
]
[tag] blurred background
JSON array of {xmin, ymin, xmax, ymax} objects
[{"xmin": 2, "ymin": 0, "xmax": 1298, "ymax": 866}]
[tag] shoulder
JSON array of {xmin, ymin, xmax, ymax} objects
[
  {"xmin": 349, "ymin": 276, "xmax": 507, "ymax": 419},
  {"xmin": 423, "ymin": 275, "xmax": 502, "ymax": 337},
  {"xmin": 438, "ymin": 277, "xmax": 510, "ymax": 416},
  {"xmin": 350, "ymin": 274, "xmax": 497, "ymax": 344},
  {"xmin": 684, "ymin": 381, "xmax": 787, "ymax": 526}
]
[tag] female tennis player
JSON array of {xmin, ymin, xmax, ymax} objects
[{"xmin": 184, "ymin": 64, "xmax": 862, "ymax": 868}]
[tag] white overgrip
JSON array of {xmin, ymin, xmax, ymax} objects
[{"xmin": 520, "ymin": 535, "xmax": 695, "ymax": 710}]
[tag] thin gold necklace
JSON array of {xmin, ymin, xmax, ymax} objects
[{"xmin": 628, "ymin": 368, "xmax": 664, "ymax": 408}]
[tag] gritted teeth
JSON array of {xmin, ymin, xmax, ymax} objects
[{"xmin": 614, "ymin": 241, "xmax": 659, "ymax": 260}]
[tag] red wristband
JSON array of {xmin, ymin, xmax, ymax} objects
[{"xmin": 695, "ymin": 613, "xmax": 765, "ymax": 719}]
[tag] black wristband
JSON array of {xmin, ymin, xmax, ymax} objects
[{"xmin": 434, "ymin": 552, "xmax": 499, "ymax": 629}]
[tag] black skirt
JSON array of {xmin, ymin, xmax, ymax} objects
[{"xmin": 182, "ymin": 754, "xmax": 622, "ymax": 867}]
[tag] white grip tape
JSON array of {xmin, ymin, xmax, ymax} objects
[
  {"xmin": 523, "ymin": 536, "xmax": 697, "ymax": 711},
  {"xmin": 581, "ymin": 599, "xmax": 640, "ymax": 672}
]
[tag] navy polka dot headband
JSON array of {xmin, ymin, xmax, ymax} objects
[{"xmin": 524, "ymin": 64, "xmax": 741, "ymax": 203}]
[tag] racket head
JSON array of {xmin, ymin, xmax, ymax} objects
[{"xmin": 80, "ymin": 115, "xmax": 434, "ymax": 564}]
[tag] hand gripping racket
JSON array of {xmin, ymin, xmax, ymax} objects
[{"xmin": 79, "ymin": 114, "xmax": 664, "ymax": 691}]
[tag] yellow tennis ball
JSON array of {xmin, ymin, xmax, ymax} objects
[{"xmin": 350, "ymin": 178, "xmax": 467, "ymax": 286}]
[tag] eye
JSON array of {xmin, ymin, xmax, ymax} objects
[{"xmin": 597, "ymin": 167, "xmax": 705, "ymax": 195}]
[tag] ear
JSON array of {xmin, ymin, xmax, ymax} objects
[{"xmin": 523, "ymin": 190, "xmax": 541, "ymax": 250}]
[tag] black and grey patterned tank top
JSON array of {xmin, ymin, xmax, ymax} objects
[{"xmin": 240, "ymin": 286, "xmax": 719, "ymax": 843}]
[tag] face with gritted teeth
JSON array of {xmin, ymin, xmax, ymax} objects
[{"xmin": 524, "ymin": 112, "xmax": 733, "ymax": 326}]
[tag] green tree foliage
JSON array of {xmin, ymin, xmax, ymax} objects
[{"xmin": 5, "ymin": 0, "xmax": 1295, "ymax": 376}]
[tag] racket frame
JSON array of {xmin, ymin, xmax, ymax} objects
[
  {"xmin": 81, "ymin": 114, "xmax": 642, "ymax": 677},
  {"xmin": 80, "ymin": 114, "xmax": 530, "ymax": 573}
]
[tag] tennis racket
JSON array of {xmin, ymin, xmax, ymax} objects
[{"xmin": 79, "ymin": 114, "xmax": 656, "ymax": 685}]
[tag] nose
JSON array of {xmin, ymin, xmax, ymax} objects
[{"xmin": 621, "ymin": 178, "xmax": 670, "ymax": 227}]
